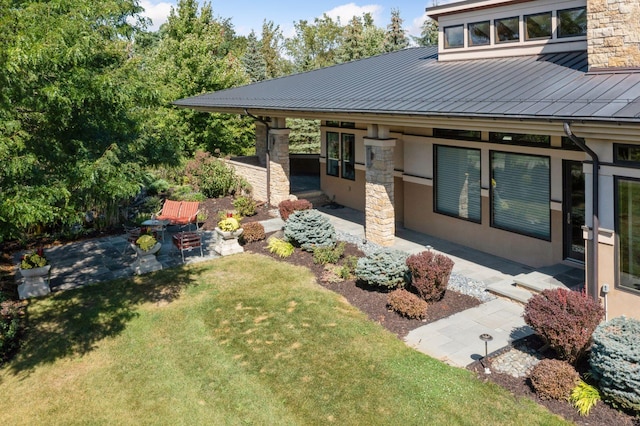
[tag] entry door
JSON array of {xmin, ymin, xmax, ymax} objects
[{"xmin": 563, "ymin": 161, "xmax": 585, "ymax": 262}]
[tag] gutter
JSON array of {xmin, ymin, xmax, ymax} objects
[
  {"xmin": 563, "ymin": 122, "xmax": 599, "ymax": 302},
  {"xmin": 244, "ymin": 109, "xmax": 271, "ymax": 207}
]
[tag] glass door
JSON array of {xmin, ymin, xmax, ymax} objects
[{"xmin": 563, "ymin": 161, "xmax": 585, "ymax": 262}]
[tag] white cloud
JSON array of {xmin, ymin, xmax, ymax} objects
[
  {"xmin": 323, "ymin": 3, "xmax": 383, "ymax": 25},
  {"xmin": 408, "ymin": 12, "xmax": 429, "ymax": 38},
  {"xmin": 139, "ymin": 0, "xmax": 174, "ymax": 31}
]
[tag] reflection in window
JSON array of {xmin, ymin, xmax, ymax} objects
[
  {"xmin": 491, "ymin": 151, "xmax": 550, "ymax": 239},
  {"xmin": 558, "ymin": 7, "xmax": 587, "ymax": 38},
  {"xmin": 433, "ymin": 128, "xmax": 481, "ymax": 141},
  {"xmin": 436, "ymin": 146, "xmax": 481, "ymax": 222},
  {"xmin": 615, "ymin": 144, "xmax": 640, "ymax": 164},
  {"xmin": 469, "ymin": 21, "xmax": 490, "ymax": 46},
  {"xmin": 495, "ymin": 16, "xmax": 519, "ymax": 43},
  {"xmin": 617, "ymin": 178, "xmax": 640, "ymax": 293},
  {"xmin": 525, "ymin": 12, "xmax": 551, "ymax": 40},
  {"xmin": 444, "ymin": 25, "xmax": 464, "ymax": 48},
  {"xmin": 326, "ymin": 132, "xmax": 339, "ymax": 177},
  {"xmin": 489, "ymin": 132, "xmax": 550, "ymax": 146},
  {"xmin": 561, "ymin": 136, "xmax": 583, "ymax": 151},
  {"xmin": 341, "ymin": 134, "xmax": 355, "ymax": 180}
]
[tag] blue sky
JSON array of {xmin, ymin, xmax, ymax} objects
[{"xmin": 139, "ymin": 0, "xmax": 452, "ymax": 37}]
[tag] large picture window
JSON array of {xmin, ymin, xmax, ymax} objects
[
  {"xmin": 341, "ymin": 133, "xmax": 355, "ymax": 180},
  {"xmin": 491, "ymin": 152, "xmax": 550, "ymax": 239},
  {"xmin": 326, "ymin": 132, "xmax": 339, "ymax": 177},
  {"xmin": 617, "ymin": 178, "xmax": 640, "ymax": 293},
  {"xmin": 435, "ymin": 146, "xmax": 481, "ymax": 222}
]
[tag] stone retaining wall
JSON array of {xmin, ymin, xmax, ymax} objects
[{"xmin": 227, "ymin": 157, "xmax": 267, "ymax": 202}]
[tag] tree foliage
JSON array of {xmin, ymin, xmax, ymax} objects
[
  {"xmin": 414, "ymin": 18, "xmax": 439, "ymax": 47},
  {"xmin": 384, "ymin": 9, "xmax": 409, "ymax": 52},
  {"xmin": 242, "ymin": 30, "xmax": 267, "ymax": 83}
]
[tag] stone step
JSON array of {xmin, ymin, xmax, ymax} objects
[
  {"xmin": 513, "ymin": 271, "xmax": 570, "ymax": 294},
  {"xmin": 486, "ymin": 280, "xmax": 534, "ymax": 304}
]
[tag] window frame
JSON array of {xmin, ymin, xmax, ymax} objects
[
  {"xmin": 444, "ymin": 25, "xmax": 464, "ymax": 49},
  {"xmin": 326, "ymin": 131, "xmax": 340, "ymax": 177},
  {"xmin": 614, "ymin": 144, "xmax": 640, "ymax": 167},
  {"xmin": 341, "ymin": 133, "xmax": 356, "ymax": 181},
  {"xmin": 557, "ymin": 7, "xmax": 587, "ymax": 38},
  {"xmin": 524, "ymin": 11, "xmax": 552, "ymax": 41},
  {"xmin": 489, "ymin": 132, "xmax": 551, "ymax": 147},
  {"xmin": 495, "ymin": 16, "xmax": 520, "ymax": 44},
  {"xmin": 468, "ymin": 20, "xmax": 491, "ymax": 47},
  {"xmin": 434, "ymin": 145, "xmax": 482, "ymax": 223},
  {"xmin": 615, "ymin": 176, "xmax": 640, "ymax": 295},
  {"xmin": 490, "ymin": 150, "xmax": 551, "ymax": 241},
  {"xmin": 433, "ymin": 128, "xmax": 482, "ymax": 142}
]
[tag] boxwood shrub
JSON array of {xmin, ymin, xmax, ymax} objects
[
  {"xmin": 355, "ymin": 249, "xmax": 409, "ymax": 289},
  {"xmin": 589, "ymin": 316, "xmax": 640, "ymax": 413}
]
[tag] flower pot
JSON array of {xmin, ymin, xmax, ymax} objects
[
  {"xmin": 132, "ymin": 243, "xmax": 162, "ymax": 275},
  {"xmin": 133, "ymin": 242, "xmax": 162, "ymax": 257},
  {"xmin": 18, "ymin": 264, "xmax": 52, "ymax": 299},
  {"xmin": 215, "ymin": 227, "xmax": 243, "ymax": 240},
  {"xmin": 214, "ymin": 227, "xmax": 244, "ymax": 256}
]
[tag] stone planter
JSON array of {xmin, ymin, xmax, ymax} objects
[
  {"xmin": 214, "ymin": 227, "xmax": 244, "ymax": 256},
  {"xmin": 18, "ymin": 264, "xmax": 51, "ymax": 299},
  {"xmin": 133, "ymin": 242, "xmax": 163, "ymax": 275}
]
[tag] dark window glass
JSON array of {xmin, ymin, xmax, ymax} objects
[
  {"xmin": 340, "ymin": 122, "xmax": 355, "ymax": 128},
  {"xmin": 433, "ymin": 128, "xmax": 481, "ymax": 141},
  {"xmin": 444, "ymin": 25, "xmax": 464, "ymax": 48},
  {"xmin": 491, "ymin": 151, "xmax": 550, "ymax": 239},
  {"xmin": 435, "ymin": 146, "xmax": 481, "ymax": 222},
  {"xmin": 558, "ymin": 7, "xmax": 587, "ymax": 38},
  {"xmin": 495, "ymin": 16, "xmax": 519, "ymax": 43},
  {"xmin": 326, "ymin": 132, "xmax": 339, "ymax": 177},
  {"xmin": 326, "ymin": 121, "xmax": 340, "ymax": 127},
  {"xmin": 561, "ymin": 136, "xmax": 583, "ymax": 151},
  {"xmin": 489, "ymin": 132, "xmax": 550, "ymax": 146},
  {"xmin": 341, "ymin": 134, "xmax": 355, "ymax": 180},
  {"xmin": 617, "ymin": 178, "xmax": 640, "ymax": 293},
  {"xmin": 468, "ymin": 21, "xmax": 490, "ymax": 46},
  {"xmin": 525, "ymin": 12, "xmax": 552, "ymax": 40},
  {"xmin": 615, "ymin": 144, "xmax": 640, "ymax": 164}
]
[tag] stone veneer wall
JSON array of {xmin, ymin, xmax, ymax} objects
[
  {"xmin": 226, "ymin": 158, "xmax": 267, "ymax": 202},
  {"xmin": 268, "ymin": 129, "xmax": 291, "ymax": 206},
  {"xmin": 364, "ymin": 139, "xmax": 396, "ymax": 246},
  {"xmin": 255, "ymin": 122, "xmax": 267, "ymax": 166},
  {"xmin": 588, "ymin": 0, "xmax": 640, "ymax": 69}
]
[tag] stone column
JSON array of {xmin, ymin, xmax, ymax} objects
[
  {"xmin": 588, "ymin": 0, "xmax": 640, "ymax": 69},
  {"xmin": 364, "ymin": 137, "xmax": 396, "ymax": 246},
  {"xmin": 269, "ymin": 124, "xmax": 291, "ymax": 206},
  {"xmin": 255, "ymin": 121, "xmax": 267, "ymax": 166}
]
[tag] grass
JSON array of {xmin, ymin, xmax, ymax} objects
[{"xmin": 0, "ymin": 253, "xmax": 569, "ymax": 425}]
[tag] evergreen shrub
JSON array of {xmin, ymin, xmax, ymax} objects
[
  {"xmin": 284, "ymin": 209, "xmax": 335, "ymax": 251},
  {"xmin": 523, "ymin": 288, "xmax": 604, "ymax": 364},
  {"xmin": 529, "ymin": 359, "xmax": 579, "ymax": 400},
  {"xmin": 589, "ymin": 316, "xmax": 640, "ymax": 413},
  {"xmin": 387, "ymin": 289, "xmax": 428, "ymax": 319},
  {"xmin": 240, "ymin": 222, "xmax": 265, "ymax": 244},
  {"xmin": 233, "ymin": 196, "xmax": 257, "ymax": 217},
  {"xmin": 278, "ymin": 199, "xmax": 313, "ymax": 221},
  {"xmin": 313, "ymin": 242, "xmax": 345, "ymax": 265},
  {"xmin": 406, "ymin": 251, "xmax": 454, "ymax": 302},
  {"xmin": 355, "ymin": 249, "xmax": 409, "ymax": 289}
]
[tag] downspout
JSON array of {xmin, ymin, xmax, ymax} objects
[
  {"xmin": 244, "ymin": 109, "xmax": 271, "ymax": 207},
  {"xmin": 563, "ymin": 122, "xmax": 599, "ymax": 302}
]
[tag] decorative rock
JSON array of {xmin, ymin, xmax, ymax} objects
[{"xmin": 490, "ymin": 345, "xmax": 542, "ymax": 378}]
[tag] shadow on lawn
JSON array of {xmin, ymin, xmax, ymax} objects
[{"xmin": 8, "ymin": 265, "xmax": 199, "ymax": 375}]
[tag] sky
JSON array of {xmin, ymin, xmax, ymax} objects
[{"xmin": 138, "ymin": 0, "xmax": 454, "ymax": 37}]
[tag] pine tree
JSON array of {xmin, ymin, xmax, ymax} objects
[
  {"xmin": 384, "ymin": 9, "xmax": 409, "ymax": 52},
  {"xmin": 413, "ymin": 18, "xmax": 439, "ymax": 47},
  {"xmin": 242, "ymin": 30, "xmax": 267, "ymax": 82},
  {"xmin": 340, "ymin": 16, "xmax": 365, "ymax": 62}
]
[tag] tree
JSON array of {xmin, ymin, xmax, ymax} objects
[
  {"xmin": 242, "ymin": 30, "xmax": 267, "ymax": 82},
  {"xmin": 285, "ymin": 14, "xmax": 343, "ymax": 72},
  {"xmin": 413, "ymin": 18, "xmax": 439, "ymax": 47},
  {"xmin": 0, "ymin": 0, "xmax": 152, "ymax": 240},
  {"xmin": 340, "ymin": 16, "xmax": 366, "ymax": 63},
  {"xmin": 261, "ymin": 20, "xmax": 290, "ymax": 78},
  {"xmin": 384, "ymin": 9, "xmax": 409, "ymax": 52}
]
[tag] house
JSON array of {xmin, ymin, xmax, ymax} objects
[{"xmin": 175, "ymin": 0, "xmax": 640, "ymax": 320}]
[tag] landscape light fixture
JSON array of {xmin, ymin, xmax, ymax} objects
[{"xmin": 479, "ymin": 333, "xmax": 493, "ymax": 374}]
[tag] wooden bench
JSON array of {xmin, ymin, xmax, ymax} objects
[
  {"xmin": 156, "ymin": 200, "xmax": 200, "ymax": 230},
  {"xmin": 172, "ymin": 232, "xmax": 203, "ymax": 263}
]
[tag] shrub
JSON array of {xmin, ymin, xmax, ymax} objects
[
  {"xmin": 339, "ymin": 255, "xmax": 359, "ymax": 280},
  {"xmin": 387, "ymin": 289, "xmax": 428, "ymax": 320},
  {"xmin": 570, "ymin": 379, "xmax": 601, "ymax": 416},
  {"xmin": 147, "ymin": 178, "xmax": 170, "ymax": 195},
  {"xmin": 185, "ymin": 151, "xmax": 246, "ymax": 198},
  {"xmin": 406, "ymin": 251, "xmax": 454, "ymax": 302},
  {"xmin": 529, "ymin": 359, "xmax": 579, "ymax": 400},
  {"xmin": 284, "ymin": 209, "xmax": 335, "ymax": 251},
  {"xmin": 589, "ymin": 316, "xmax": 640, "ymax": 413},
  {"xmin": 267, "ymin": 238, "xmax": 294, "ymax": 258},
  {"xmin": 279, "ymin": 199, "xmax": 313, "ymax": 221},
  {"xmin": 0, "ymin": 297, "xmax": 25, "ymax": 364},
  {"xmin": 233, "ymin": 196, "xmax": 257, "ymax": 217},
  {"xmin": 240, "ymin": 222, "xmax": 265, "ymax": 244},
  {"xmin": 171, "ymin": 185, "xmax": 206, "ymax": 202},
  {"xmin": 355, "ymin": 249, "xmax": 409, "ymax": 289},
  {"xmin": 313, "ymin": 242, "xmax": 345, "ymax": 265},
  {"xmin": 523, "ymin": 288, "xmax": 604, "ymax": 364}
]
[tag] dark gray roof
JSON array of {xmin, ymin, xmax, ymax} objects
[{"xmin": 174, "ymin": 47, "xmax": 640, "ymax": 123}]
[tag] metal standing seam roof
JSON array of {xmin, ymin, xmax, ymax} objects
[{"xmin": 174, "ymin": 46, "xmax": 640, "ymax": 123}]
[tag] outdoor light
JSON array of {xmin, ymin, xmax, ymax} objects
[{"xmin": 479, "ymin": 333, "xmax": 493, "ymax": 374}]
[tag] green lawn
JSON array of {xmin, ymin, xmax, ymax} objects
[{"xmin": 1, "ymin": 254, "xmax": 569, "ymax": 425}]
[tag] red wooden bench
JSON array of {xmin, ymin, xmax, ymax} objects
[
  {"xmin": 156, "ymin": 200, "xmax": 200, "ymax": 230},
  {"xmin": 172, "ymin": 232, "xmax": 203, "ymax": 263}
]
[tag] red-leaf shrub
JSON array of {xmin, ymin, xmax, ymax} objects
[
  {"xmin": 387, "ymin": 289, "xmax": 428, "ymax": 320},
  {"xmin": 529, "ymin": 359, "xmax": 579, "ymax": 400},
  {"xmin": 240, "ymin": 221, "xmax": 265, "ymax": 243},
  {"xmin": 523, "ymin": 288, "xmax": 604, "ymax": 365},
  {"xmin": 406, "ymin": 251, "xmax": 454, "ymax": 302},
  {"xmin": 278, "ymin": 199, "xmax": 313, "ymax": 221}
]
